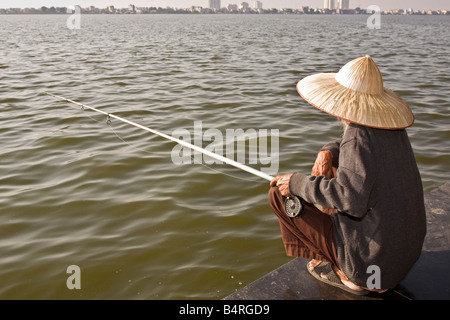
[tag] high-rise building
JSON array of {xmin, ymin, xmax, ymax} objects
[
  {"xmin": 337, "ymin": 0, "xmax": 350, "ymax": 9},
  {"xmin": 209, "ymin": 0, "xmax": 221, "ymax": 9},
  {"xmin": 254, "ymin": 1, "xmax": 263, "ymax": 9},
  {"xmin": 324, "ymin": 0, "xmax": 336, "ymax": 9}
]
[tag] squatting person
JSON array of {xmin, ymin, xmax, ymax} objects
[{"xmin": 269, "ymin": 55, "xmax": 426, "ymax": 295}]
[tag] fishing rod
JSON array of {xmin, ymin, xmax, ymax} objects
[{"xmin": 44, "ymin": 92, "xmax": 305, "ymax": 217}]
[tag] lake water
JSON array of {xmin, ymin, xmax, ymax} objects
[{"xmin": 0, "ymin": 14, "xmax": 449, "ymax": 299}]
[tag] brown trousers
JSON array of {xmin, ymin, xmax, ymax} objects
[{"xmin": 268, "ymin": 186, "xmax": 340, "ymax": 268}]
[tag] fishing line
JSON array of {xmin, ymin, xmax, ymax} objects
[{"xmin": 44, "ymin": 92, "xmax": 304, "ymax": 217}]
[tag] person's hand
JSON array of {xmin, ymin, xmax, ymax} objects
[
  {"xmin": 312, "ymin": 150, "xmax": 338, "ymax": 215},
  {"xmin": 312, "ymin": 150, "xmax": 335, "ymax": 179},
  {"xmin": 270, "ymin": 173, "xmax": 293, "ymax": 197}
]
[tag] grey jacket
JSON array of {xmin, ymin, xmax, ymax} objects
[{"xmin": 289, "ymin": 123, "xmax": 426, "ymax": 289}]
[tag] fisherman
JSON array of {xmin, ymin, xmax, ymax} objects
[{"xmin": 269, "ymin": 55, "xmax": 427, "ymax": 295}]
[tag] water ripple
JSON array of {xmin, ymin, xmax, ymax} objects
[{"xmin": 0, "ymin": 14, "xmax": 449, "ymax": 299}]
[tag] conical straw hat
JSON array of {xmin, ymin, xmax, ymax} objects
[{"xmin": 297, "ymin": 55, "xmax": 414, "ymax": 129}]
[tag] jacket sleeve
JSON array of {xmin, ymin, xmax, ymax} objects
[{"xmin": 289, "ymin": 134, "xmax": 376, "ymax": 219}]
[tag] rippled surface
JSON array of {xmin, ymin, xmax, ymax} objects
[{"xmin": 1, "ymin": 14, "xmax": 449, "ymax": 299}]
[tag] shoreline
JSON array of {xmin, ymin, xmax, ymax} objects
[{"xmin": 1, "ymin": 8, "xmax": 449, "ymax": 16}]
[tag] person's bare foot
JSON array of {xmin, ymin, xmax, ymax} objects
[
  {"xmin": 307, "ymin": 259, "xmax": 323, "ymax": 271},
  {"xmin": 308, "ymin": 259, "xmax": 369, "ymax": 293}
]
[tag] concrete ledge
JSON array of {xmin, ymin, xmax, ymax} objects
[{"xmin": 225, "ymin": 182, "xmax": 450, "ymax": 300}]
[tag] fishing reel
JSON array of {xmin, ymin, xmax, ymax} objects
[{"xmin": 284, "ymin": 195, "xmax": 305, "ymax": 218}]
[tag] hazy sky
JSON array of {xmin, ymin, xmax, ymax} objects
[{"xmin": 1, "ymin": 1, "xmax": 448, "ymax": 10}]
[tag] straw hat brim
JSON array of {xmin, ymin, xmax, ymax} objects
[{"xmin": 297, "ymin": 73, "xmax": 415, "ymax": 130}]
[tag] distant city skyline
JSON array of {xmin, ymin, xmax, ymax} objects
[
  {"xmin": 0, "ymin": 1, "xmax": 448, "ymax": 10},
  {"xmin": 208, "ymin": 0, "xmax": 221, "ymax": 9}
]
